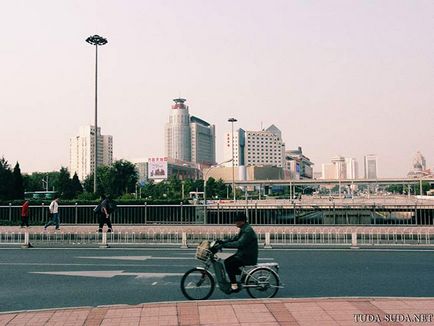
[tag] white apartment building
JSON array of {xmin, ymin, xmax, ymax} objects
[
  {"xmin": 224, "ymin": 125, "xmax": 285, "ymax": 168},
  {"xmin": 69, "ymin": 126, "xmax": 113, "ymax": 180}
]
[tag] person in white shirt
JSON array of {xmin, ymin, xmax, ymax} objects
[{"xmin": 44, "ymin": 197, "xmax": 60, "ymax": 230}]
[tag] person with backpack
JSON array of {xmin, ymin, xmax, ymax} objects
[{"xmin": 97, "ymin": 194, "xmax": 115, "ymax": 232}]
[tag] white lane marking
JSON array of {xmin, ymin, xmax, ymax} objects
[
  {"xmin": 29, "ymin": 270, "xmax": 184, "ymax": 278},
  {"xmin": 77, "ymin": 255, "xmax": 274, "ymax": 261},
  {"xmin": 77, "ymin": 256, "xmax": 192, "ymax": 261},
  {"xmin": 0, "ymin": 263, "xmax": 191, "ymax": 267}
]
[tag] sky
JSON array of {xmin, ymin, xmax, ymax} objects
[{"xmin": 0, "ymin": 0, "xmax": 433, "ymax": 177}]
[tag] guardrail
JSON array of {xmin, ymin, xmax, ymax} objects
[
  {"xmin": 1, "ymin": 203, "xmax": 433, "ymax": 226},
  {"xmin": 2, "ymin": 228, "xmax": 434, "ymax": 248}
]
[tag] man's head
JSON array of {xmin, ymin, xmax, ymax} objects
[{"xmin": 234, "ymin": 212, "xmax": 247, "ymax": 228}]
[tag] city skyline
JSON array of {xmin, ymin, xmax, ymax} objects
[{"xmin": 1, "ymin": 0, "xmax": 433, "ymax": 177}]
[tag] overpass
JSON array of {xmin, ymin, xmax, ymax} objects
[{"xmin": 226, "ymin": 177, "xmax": 434, "ymax": 187}]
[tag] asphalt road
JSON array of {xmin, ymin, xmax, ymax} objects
[{"xmin": 1, "ymin": 247, "xmax": 434, "ymax": 312}]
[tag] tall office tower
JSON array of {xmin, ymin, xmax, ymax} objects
[
  {"xmin": 69, "ymin": 125, "xmax": 113, "ymax": 181},
  {"xmin": 364, "ymin": 154, "xmax": 378, "ymax": 179},
  {"xmin": 165, "ymin": 98, "xmax": 191, "ymax": 162},
  {"xmin": 190, "ymin": 116, "xmax": 216, "ymax": 166},
  {"xmin": 224, "ymin": 125, "xmax": 285, "ymax": 168},
  {"xmin": 331, "ymin": 156, "xmax": 347, "ymax": 179},
  {"xmin": 345, "ymin": 157, "xmax": 359, "ymax": 179},
  {"xmin": 165, "ymin": 98, "xmax": 216, "ymax": 166}
]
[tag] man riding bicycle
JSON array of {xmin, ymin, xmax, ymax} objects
[{"xmin": 216, "ymin": 212, "xmax": 258, "ymax": 293}]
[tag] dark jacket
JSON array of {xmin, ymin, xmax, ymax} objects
[{"xmin": 222, "ymin": 223, "xmax": 258, "ymax": 265}]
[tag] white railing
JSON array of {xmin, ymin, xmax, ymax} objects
[{"xmin": 2, "ymin": 229, "xmax": 434, "ymax": 248}]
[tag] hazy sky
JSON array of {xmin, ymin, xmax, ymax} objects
[{"xmin": 1, "ymin": 0, "xmax": 433, "ymax": 177}]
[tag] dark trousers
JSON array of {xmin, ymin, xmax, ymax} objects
[
  {"xmin": 21, "ymin": 216, "xmax": 29, "ymax": 227},
  {"xmin": 44, "ymin": 213, "xmax": 60, "ymax": 229},
  {"xmin": 98, "ymin": 215, "xmax": 113, "ymax": 230},
  {"xmin": 224, "ymin": 255, "xmax": 244, "ymax": 284}
]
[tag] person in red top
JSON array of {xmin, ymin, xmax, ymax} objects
[{"xmin": 21, "ymin": 200, "xmax": 30, "ymax": 228}]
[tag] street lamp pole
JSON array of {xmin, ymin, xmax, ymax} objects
[
  {"xmin": 228, "ymin": 118, "xmax": 237, "ymax": 202},
  {"xmin": 86, "ymin": 35, "xmax": 108, "ymax": 193}
]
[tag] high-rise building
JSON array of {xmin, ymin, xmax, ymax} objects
[
  {"xmin": 69, "ymin": 125, "xmax": 113, "ymax": 180},
  {"xmin": 321, "ymin": 163, "xmax": 336, "ymax": 179},
  {"xmin": 224, "ymin": 128, "xmax": 244, "ymax": 167},
  {"xmin": 331, "ymin": 156, "xmax": 346, "ymax": 179},
  {"xmin": 364, "ymin": 154, "xmax": 378, "ymax": 179},
  {"xmin": 224, "ymin": 125, "xmax": 285, "ymax": 168},
  {"xmin": 165, "ymin": 98, "xmax": 215, "ymax": 166},
  {"xmin": 165, "ymin": 98, "xmax": 191, "ymax": 162},
  {"xmin": 285, "ymin": 147, "xmax": 314, "ymax": 179},
  {"xmin": 190, "ymin": 116, "xmax": 216, "ymax": 166},
  {"xmin": 345, "ymin": 157, "xmax": 359, "ymax": 179},
  {"xmin": 321, "ymin": 156, "xmax": 355, "ymax": 180}
]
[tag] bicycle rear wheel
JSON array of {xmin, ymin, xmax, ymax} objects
[
  {"xmin": 180, "ymin": 268, "xmax": 215, "ymax": 300},
  {"xmin": 245, "ymin": 267, "xmax": 279, "ymax": 299}
]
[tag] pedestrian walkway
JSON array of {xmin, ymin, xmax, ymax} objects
[{"xmin": 1, "ymin": 297, "xmax": 434, "ymax": 326}]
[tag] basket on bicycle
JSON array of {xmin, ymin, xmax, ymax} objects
[{"xmin": 195, "ymin": 240, "xmax": 213, "ymax": 261}]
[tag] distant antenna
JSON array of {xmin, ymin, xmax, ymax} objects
[{"xmin": 261, "ymin": 121, "xmax": 263, "ymax": 130}]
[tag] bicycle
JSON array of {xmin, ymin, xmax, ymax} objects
[{"xmin": 180, "ymin": 240, "xmax": 281, "ymax": 300}]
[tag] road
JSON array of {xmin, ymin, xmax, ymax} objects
[{"xmin": 1, "ymin": 247, "xmax": 434, "ymax": 312}]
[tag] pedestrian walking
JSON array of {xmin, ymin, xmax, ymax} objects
[
  {"xmin": 97, "ymin": 195, "xmax": 114, "ymax": 232},
  {"xmin": 20, "ymin": 200, "xmax": 30, "ymax": 228},
  {"xmin": 44, "ymin": 197, "xmax": 60, "ymax": 230}
]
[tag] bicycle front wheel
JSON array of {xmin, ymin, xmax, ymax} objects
[
  {"xmin": 245, "ymin": 267, "xmax": 279, "ymax": 299},
  {"xmin": 180, "ymin": 268, "xmax": 215, "ymax": 300}
]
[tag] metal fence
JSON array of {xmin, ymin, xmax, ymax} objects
[
  {"xmin": 1, "ymin": 203, "xmax": 433, "ymax": 226},
  {"xmin": 2, "ymin": 229, "xmax": 434, "ymax": 248}
]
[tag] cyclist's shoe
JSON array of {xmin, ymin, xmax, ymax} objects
[{"xmin": 230, "ymin": 287, "xmax": 241, "ymax": 293}]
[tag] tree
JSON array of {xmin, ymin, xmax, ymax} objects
[
  {"xmin": 0, "ymin": 157, "xmax": 13, "ymax": 200},
  {"xmin": 112, "ymin": 160, "xmax": 138, "ymax": 196},
  {"xmin": 82, "ymin": 160, "xmax": 138, "ymax": 198},
  {"xmin": 56, "ymin": 167, "xmax": 76, "ymax": 199},
  {"xmin": 70, "ymin": 173, "xmax": 83, "ymax": 197},
  {"xmin": 83, "ymin": 165, "xmax": 115, "ymax": 196},
  {"xmin": 12, "ymin": 162, "xmax": 24, "ymax": 199}
]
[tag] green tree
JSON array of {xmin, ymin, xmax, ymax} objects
[
  {"xmin": 83, "ymin": 165, "xmax": 115, "ymax": 196},
  {"xmin": 70, "ymin": 173, "xmax": 83, "ymax": 197},
  {"xmin": 82, "ymin": 160, "xmax": 138, "ymax": 198},
  {"xmin": 386, "ymin": 184, "xmax": 404, "ymax": 194},
  {"xmin": 57, "ymin": 167, "xmax": 74, "ymax": 199},
  {"xmin": 0, "ymin": 157, "xmax": 13, "ymax": 200},
  {"xmin": 12, "ymin": 162, "xmax": 24, "ymax": 199},
  {"xmin": 112, "ymin": 160, "xmax": 138, "ymax": 196}
]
